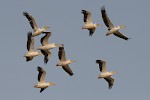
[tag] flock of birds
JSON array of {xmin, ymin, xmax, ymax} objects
[{"xmin": 23, "ymin": 6, "xmax": 130, "ymax": 93}]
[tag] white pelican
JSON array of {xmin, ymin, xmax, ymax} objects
[
  {"xmin": 24, "ymin": 32, "xmax": 42, "ymax": 61},
  {"xmin": 96, "ymin": 60, "xmax": 117, "ymax": 89},
  {"xmin": 56, "ymin": 47, "xmax": 76, "ymax": 76},
  {"xmin": 23, "ymin": 11, "xmax": 49, "ymax": 37},
  {"xmin": 101, "ymin": 6, "xmax": 130, "ymax": 40},
  {"xmin": 37, "ymin": 32, "xmax": 63, "ymax": 64},
  {"xmin": 81, "ymin": 10, "xmax": 101, "ymax": 36},
  {"xmin": 34, "ymin": 66, "xmax": 55, "ymax": 93}
]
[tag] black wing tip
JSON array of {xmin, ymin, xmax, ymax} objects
[
  {"xmin": 101, "ymin": 6, "xmax": 106, "ymax": 12},
  {"xmin": 23, "ymin": 11, "xmax": 29, "ymax": 16},
  {"xmin": 109, "ymin": 84, "xmax": 113, "ymax": 89},
  {"xmin": 96, "ymin": 60, "xmax": 102, "ymax": 63},
  {"xmin": 81, "ymin": 10, "xmax": 87, "ymax": 14},
  {"xmin": 37, "ymin": 66, "xmax": 42, "ymax": 71},
  {"xmin": 69, "ymin": 73, "xmax": 74, "ymax": 76},
  {"xmin": 27, "ymin": 31, "xmax": 33, "ymax": 36}
]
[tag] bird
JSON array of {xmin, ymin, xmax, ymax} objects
[
  {"xmin": 37, "ymin": 32, "xmax": 64, "ymax": 64},
  {"xmin": 56, "ymin": 46, "xmax": 76, "ymax": 76},
  {"xmin": 101, "ymin": 6, "xmax": 130, "ymax": 40},
  {"xmin": 24, "ymin": 32, "xmax": 42, "ymax": 61},
  {"xmin": 34, "ymin": 66, "xmax": 56, "ymax": 93},
  {"xmin": 81, "ymin": 10, "xmax": 101, "ymax": 36},
  {"xmin": 23, "ymin": 11, "xmax": 49, "ymax": 37},
  {"xmin": 96, "ymin": 60, "xmax": 117, "ymax": 89}
]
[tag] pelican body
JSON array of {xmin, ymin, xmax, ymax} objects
[
  {"xmin": 34, "ymin": 82, "xmax": 55, "ymax": 88},
  {"xmin": 24, "ymin": 51, "xmax": 42, "ymax": 58}
]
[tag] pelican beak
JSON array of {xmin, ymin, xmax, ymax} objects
[
  {"xmin": 120, "ymin": 25, "xmax": 126, "ymax": 29},
  {"xmin": 71, "ymin": 60, "xmax": 76, "ymax": 63}
]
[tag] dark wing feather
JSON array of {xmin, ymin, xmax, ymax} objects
[
  {"xmin": 41, "ymin": 50, "xmax": 51, "ymax": 64},
  {"xmin": 96, "ymin": 60, "xmax": 107, "ymax": 72},
  {"xmin": 58, "ymin": 47, "xmax": 66, "ymax": 61},
  {"xmin": 82, "ymin": 10, "xmax": 92, "ymax": 23},
  {"xmin": 23, "ymin": 11, "xmax": 38, "ymax": 30},
  {"xmin": 114, "ymin": 31, "xmax": 130, "ymax": 40},
  {"xmin": 26, "ymin": 57, "xmax": 33, "ymax": 62},
  {"xmin": 88, "ymin": 28, "xmax": 95, "ymax": 36},
  {"xmin": 40, "ymin": 88, "xmax": 46, "ymax": 93},
  {"xmin": 40, "ymin": 32, "xmax": 51, "ymax": 45},
  {"xmin": 37, "ymin": 66, "xmax": 46, "ymax": 82},
  {"xmin": 62, "ymin": 65, "xmax": 73, "ymax": 76},
  {"xmin": 27, "ymin": 32, "xmax": 34, "ymax": 51},
  {"xmin": 101, "ymin": 6, "xmax": 114, "ymax": 29},
  {"xmin": 104, "ymin": 77, "xmax": 114, "ymax": 89}
]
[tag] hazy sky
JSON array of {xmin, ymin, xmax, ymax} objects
[{"xmin": 0, "ymin": 0, "xmax": 150, "ymax": 100}]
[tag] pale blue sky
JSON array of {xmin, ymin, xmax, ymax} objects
[{"xmin": 0, "ymin": 0, "xmax": 150, "ymax": 99}]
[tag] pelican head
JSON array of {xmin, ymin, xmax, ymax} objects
[
  {"xmin": 94, "ymin": 23, "xmax": 102, "ymax": 27},
  {"xmin": 55, "ymin": 44, "xmax": 64, "ymax": 47},
  {"xmin": 42, "ymin": 26, "xmax": 50, "ymax": 29}
]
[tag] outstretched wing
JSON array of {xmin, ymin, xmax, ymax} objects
[
  {"xmin": 104, "ymin": 76, "xmax": 114, "ymax": 89},
  {"xmin": 23, "ymin": 11, "xmax": 38, "ymax": 30},
  {"xmin": 114, "ymin": 31, "xmax": 130, "ymax": 40},
  {"xmin": 82, "ymin": 10, "xmax": 92, "ymax": 24},
  {"xmin": 58, "ymin": 47, "xmax": 66, "ymax": 61},
  {"xmin": 37, "ymin": 66, "xmax": 46, "ymax": 83},
  {"xmin": 27, "ymin": 32, "xmax": 34, "ymax": 51},
  {"xmin": 41, "ymin": 32, "xmax": 51, "ymax": 45},
  {"xmin": 101, "ymin": 6, "xmax": 114, "ymax": 30},
  {"xmin": 41, "ymin": 50, "xmax": 51, "ymax": 64},
  {"xmin": 96, "ymin": 60, "xmax": 107, "ymax": 72},
  {"xmin": 62, "ymin": 65, "xmax": 73, "ymax": 76}
]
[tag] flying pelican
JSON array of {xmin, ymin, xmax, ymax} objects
[
  {"xmin": 81, "ymin": 10, "xmax": 101, "ymax": 36},
  {"xmin": 37, "ymin": 32, "xmax": 63, "ymax": 64},
  {"xmin": 34, "ymin": 66, "xmax": 55, "ymax": 93},
  {"xmin": 24, "ymin": 32, "xmax": 42, "ymax": 61},
  {"xmin": 96, "ymin": 60, "xmax": 117, "ymax": 89},
  {"xmin": 23, "ymin": 11, "xmax": 49, "ymax": 37},
  {"xmin": 101, "ymin": 6, "xmax": 130, "ymax": 40},
  {"xmin": 56, "ymin": 46, "xmax": 76, "ymax": 76}
]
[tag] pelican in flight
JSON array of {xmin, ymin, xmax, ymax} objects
[
  {"xmin": 37, "ymin": 32, "xmax": 63, "ymax": 64},
  {"xmin": 56, "ymin": 46, "xmax": 76, "ymax": 76},
  {"xmin": 24, "ymin": 32, "xmax": 42, "ymax": 61},
  {"xmin": 101, "ymin": 6, "xmax": 130, "ymax": 40},
  {"xmin": 23, "ymin": 11, "xmax": 49, "ymax": 37},
  {"xmin": 34, "ymin": 66, "xmax": 55, "ymax": 93},
  {"xmin": 81, "ymin": 10, "xmax": 101, "ymax": 36},
  {"xmin": 96, "ymin": 60, "xmax": 117, "ymax": 89}
]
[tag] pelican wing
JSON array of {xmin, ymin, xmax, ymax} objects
[
  {"xmin": 58, "ymin": 47, "xmax": 66, "ymax": 61},
  {"xmin": 82, "ymin": 10, "xmax": 92, "ymax": 24},
  {"xmin": 26, "ymin": 57, "xmax": 33, "ymax": 62},
  {"xmin": 37, "ymin": 66, "xmax": 46, "ymax": 83},
  {"xmin": 27, "ymin": 32, "xmax": 34, "ymax": 51},
  {"xmin": 23, "ymin": 11, "xmax": 38, "ymax": 30},
  {"xmin": 101, "ymin": 6, "xmax": 114, "ymax": 30},
  {"xmin": 104, "ymin": 76, "xmax": 114, "ymax": 89},
  {"xmin": 96, "ymin": 60, "xmax": 107, "ymax": 72},
  {"xmin": 89, "ymin": 28, "xmax": 95, "ymax": 36},
  {"xmin": 41, "ymin": 32, "xmax": 51, "ymax": 45},
  {"xmin": 41, "ymin": 50, "xmax": 51, "ymax": 64},
  {"xmin": 40, "ymin": 88, "xmax": 46, "ymax": 93},
  {"xmin": 114, "ymin": 31, "xmax": 129, "ymax": 40},
  {"xmin": 62, "ymin": 65, "xmax": 73, "ymax": 76}
]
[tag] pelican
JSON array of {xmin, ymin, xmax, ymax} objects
[
  {"xmin": 101, "ymin": 6, "xmax": 130, "ymax": 40},
  {"xmin": 23, "ymin": 11, "xmax": 49, "ymax": 37},
  {"xmin": 37, "ymin": 32, "xmax": 63, "ymax": 64},
  {"xmin": 96, "ymin": 60, "xmax": 117, "ymax": 89},
  {"xmin": 24, "ymin": 32, "xmax": 42, "ymax": 61},
  {"xmin": 81, "ymin": 10, "xmax": 101, "ymax": 36},
  {"xmin": 34, "ymin": 66, "xmax": 55, "ymax": 93},
  {"xmin": 56, "ymin": 47, "xmax": 76, "ymax": 76}
]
